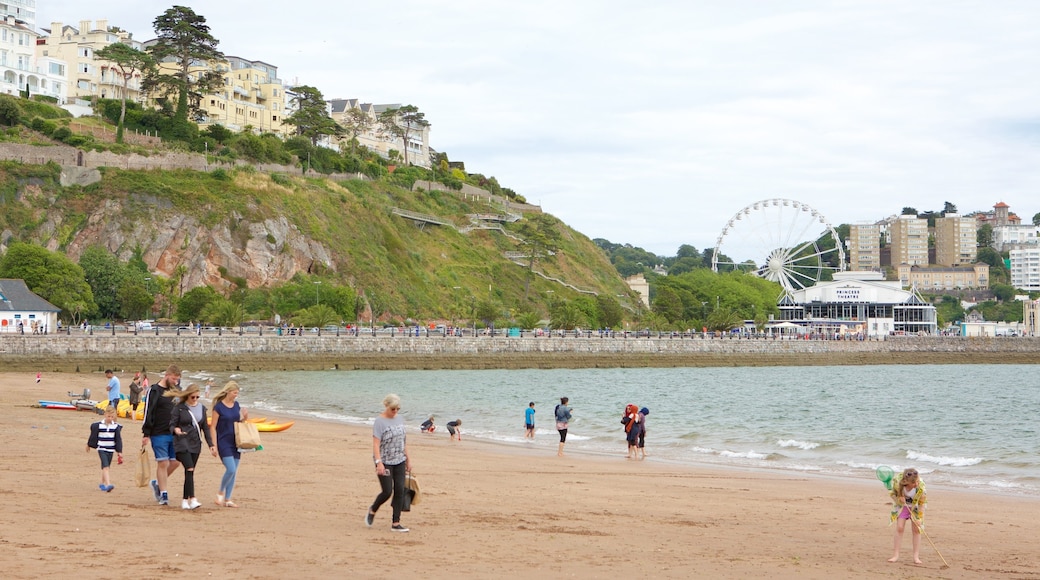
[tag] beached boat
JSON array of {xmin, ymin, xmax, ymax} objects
[
  {"xmin": 93, "ymin": 399, "xmax": 143, "ymax": 420},
  {"xmin": 256, "ymin": 421, "xmax": 294, "ymax": 432},
  {"xmin": 37, "ymin": 400, "xmax": 77, "ymax": 410}
]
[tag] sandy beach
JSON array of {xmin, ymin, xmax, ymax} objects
[{"xmin": 3, "ymin": 372, "xmax": 1037, "ymax": 579}]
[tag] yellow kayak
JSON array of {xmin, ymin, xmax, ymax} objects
[
  {"xmin": 95, "ymin": 399, "xmax": 143, "ymax": 421},
  {"xmin": 256, "ymin": 421, "xmax": 294, "ymax": 432}
]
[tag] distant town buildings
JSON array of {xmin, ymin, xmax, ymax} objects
[
  {"xmin": 1010, "ymin": 247, "xmax": 1040, "ymax": 291},
  {"xmin": 329, "ymin": 98, "xmax": 432, "ymax": 168},
  {"xmin": 847, "ymin": 223, "xmax": 881, "ymax": 272},
  {"xmin": 37, "ymin": 20, "xmax": 142, "ymax": 109},
  {"xmin": 888, "ymin": 214, "xmax": 929, "ymax": 267},
  {"xmin": 0, "ymin": 0, "xmax": 34, "ymax": 28}
]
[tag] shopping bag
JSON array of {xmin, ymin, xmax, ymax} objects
[
  {"xmin": 402, "ymin": 472, "xmax": 421, "ymax": 511},
  {"xmin": 234, "ymin": 421, "xmax": 262, "ymax": 449},
  {"xmin": 134, "ymin": 446, "xmax": 152, "ymax": 487}
]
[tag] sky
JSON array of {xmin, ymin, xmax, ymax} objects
[{"xmin": 36, "ymin": 1, "xmax": 1040, "ymax": 260}]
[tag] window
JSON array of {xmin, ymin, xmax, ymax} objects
[{"xmin": 77, "ymin": 80, "xmax": 90, "ymax": 90}]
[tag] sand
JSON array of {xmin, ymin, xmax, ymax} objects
[{"xmin": 2, "ymin": 372, "xmax": 1037, "ymax": 579}]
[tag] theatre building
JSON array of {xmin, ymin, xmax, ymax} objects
[{"xmin": 776, "ymin": 272, "xmax": 937, "ymax": 337}]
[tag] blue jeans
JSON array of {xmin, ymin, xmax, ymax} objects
[{"xmin": 220, "ymin": 456, "xmax": 239, "ymax": 500}]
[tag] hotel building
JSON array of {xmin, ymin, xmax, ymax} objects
[{"xmin": 847, "ymin": 223, "xmax": 881, "ymax": 272}]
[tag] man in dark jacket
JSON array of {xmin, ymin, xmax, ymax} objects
[{"xmin": 141, "ymin": 364, "xmax": 182, "ymax": 505}]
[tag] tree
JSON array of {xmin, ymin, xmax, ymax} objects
[
  {"xmin": 652, "ymin": 286, "xmax": 683, "ymax": 323},
  {"xmin": 1033, "ymin": 212, "xmax": 1040, "ymax": 227},
  {"xmin": 377, "ymin": 105, "xmax": 429, "ymax": 166},
  {"xmin": 200, "ymin": 298, "xmax": 245, "ymax": 327},
  {"xmin": 0, "ymin": 242, "xmax": 97, "ymax": 323},
  {"xmin": 175, "ymin": 285, "xmax": 220, "ymax": 322},
  {"xmin": 339, "ymin": 106, "xmax": 373, "ymax": 155},
  {"xmin": 145, "ymin": 6, "xmax": 224, "ymax": 125},
  {"xmin": 283, "ymin": 85, "xmax": 343, "ymax": 146},
  {"xmin": 549, "ymin": 300, "xmax": 586, "ymax": 330},
  {"xmin": 977, "ymin": 223, "xmax": 994, "ymax": 248},
  {"xmin": 117, "ymin": 280, "xmax": 154, "ymax": 320},
  {"xmin": 594, "ymin": 294, "xmax": 624, "ymax": 329},
  {"xmin": 901, "ymin": 207, "xmax": 918, "ymax": 216},
  {"xmin": 94, "ymin": 43, "xmax": 153, "ymax": 143},
  {"xmin": 78, "ymin": 246, "xmax": 128, "ymax": 319},
  {"xmin": 515, "ymin": 214, "xmax": 563, "ymax": 300},
  {"xmin": 942, "ymin": 201, "xmax": 958, "ymax": 216}
]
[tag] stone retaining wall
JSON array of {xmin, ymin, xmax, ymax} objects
[{"xmin": 2, "ymin": 335, "xmax": 1038, "ymax": 372}]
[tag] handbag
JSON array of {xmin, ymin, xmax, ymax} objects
[
  {"xmin": 134, "ymin": 446, "xmax": 152, "ymax": 487},
  {"xmin": 401, "ymin": 472, "xmax": 421, "ymax": 511},
  {"xmin": 234, "ymin": 421, "xmax": 262, "ymax": 449}
]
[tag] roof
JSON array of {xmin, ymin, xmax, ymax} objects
[{"xmin": 0, "ymin": 279, "xmax": 61, "ymax": 313}]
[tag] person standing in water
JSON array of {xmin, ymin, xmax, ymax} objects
[{"xmin": 555, "ymin": 397, "xmax": 572, "ymax": 457}]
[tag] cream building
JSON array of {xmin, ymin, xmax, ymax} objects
[
  {"xmin": 934, "ymin": 214, "xmax": 977, "ymax": 266},
  {"xmin": 889, "ymin": 214, "xmax": 928, "ymax": 266},
  {"xmin": 896, "ymin": 263, "xmax": 989, "ymax": 291},
  {"xmin": 847, "ymin": 223, "xmax": 881, "ymax": 272},
  {"xmin": 199, "ymin": 56, "xmax": 287, "ymax": 135},
  {"xmin": 1024, "ymin": 297, "xmax": 1040, "ymax": 336},
  {"xmin": 329, "ymin": 98, "xmax": 432, "ymax": 167},
  {"xmin": 139, "ymin": 45, "xmax": 289, "ymax": 135},
  {"xmin": 37, "ymin": 20, "xmax": 143, "ymax": 107},
  {"xmin": 1, "ymin": 15, "xmax": 65, "ymax": 102},
  {"xmin": 624, "ymin": 273, "xmax": 650, "ymax": 308}
]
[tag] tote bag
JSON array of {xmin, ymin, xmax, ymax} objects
[
  {"xmin": 235, "ymin": 421, "xmax": 262, "ymax": 449},
  {"xmin": 134, "ymin": 446, "xmax": 152, "ymax": 487}
]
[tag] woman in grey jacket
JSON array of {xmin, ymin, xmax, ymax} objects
[{"xmin": 166, "ymin": 383, "xmax": 216, "ymax": 510}]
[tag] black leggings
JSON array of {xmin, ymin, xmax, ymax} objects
[
  {"xmin": 175, "ymin": 451, "xmax": 200, "ymax": 499},
  {"xmin": 558, "ymin": 428, "xmax": 568, "ymax": 443},
  {"xmin": 370, "ymin": 461, "xmax": 407, "ymax": 523}
]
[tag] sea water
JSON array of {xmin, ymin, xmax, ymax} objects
[{"xmin": 186, "ymin": 365, "xmax": 1040, "ymax": 496}]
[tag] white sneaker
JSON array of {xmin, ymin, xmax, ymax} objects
[
  {"xmin": 181, "ymin": 499, "xmax": 191, "ymax": 510},
  {"xmin": 189, "ymin": 498, "xmax": 201, "ymax": 510}
]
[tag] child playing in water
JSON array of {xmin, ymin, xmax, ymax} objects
[
  {"xmin": 446, "ymin": 419, "xmax": 462, "ymax": 442},
  {"xmin": 86, "ymin": 406, "xmax": 123, "ymax": 492},
  {"xmin": 421, "ymin": 416, "xmax": 436, "ymax": 433}
]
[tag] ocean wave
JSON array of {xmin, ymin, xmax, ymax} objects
[
  {"xmin": 719, "ymin": 449, "xmax": 771, "ymax": 460},
  {"xmin": 777, "ymin": 439, "xmax": 820, "ymax": 450},
  {"xmin": 907, "ymin": 450, "xmax": 983, "ymax": 467}
]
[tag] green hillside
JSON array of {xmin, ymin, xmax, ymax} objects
[{"xmin": 0, "ymin": 159, "xmax": 639, "ymax": 327}]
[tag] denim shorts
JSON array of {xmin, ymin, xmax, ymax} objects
[
  {"xmin": 98, "ymin": 450, "xmax": 114, "ymax": 468},
  {"xmin": 150, "ymin": 434, "xmax": 176, "ymax": 462}
]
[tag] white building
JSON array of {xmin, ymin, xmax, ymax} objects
[
  {"xmin": 0, "ymin": 0, "xmax": 34, "ymax": 28},
  {"xmin": 0, "ymin": 278, "xmax": 61, "ymax": 333},
  {"xmin": 328, "ymin": 98, "xmax": 432, "ymax": 168},
  {"xmin": 993, "ymin": 224, "xmax": 1040, "ymax": 252},
  {"xmin": 0, "ymin": 15, "xmax": 65, "ymax": 102},
  {"xmin": 778, "ymin": 271, "xmax": 937, "ymax": 337},
  {"xmin": 1010, "ymin": 247, "xmax": 1040, "ymax": 291}
]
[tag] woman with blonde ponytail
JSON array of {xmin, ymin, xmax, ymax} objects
[{"xmin": 209, "ymin": 381, "xmax": 249, "ymax": 507}]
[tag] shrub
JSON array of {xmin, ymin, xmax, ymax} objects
[
  {"xmin": 64, "ymin": 135, "xmax": 90, "ymax": 147},
  {"xmin": 0, "ymin": 96, "xmax": 21, "ymax": 126},
  {"xmin": 30, "ymin": 117, "xmax": 57, "ymax": 134},
  {"xmin": 51, "ymin": 126, "xmax": 72, "ymax": 141},
  {"xmin": 210, "ymin": 168, "xmax": 230, "ymax": 181}
]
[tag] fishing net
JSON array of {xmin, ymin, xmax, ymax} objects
[{"xmin": 876, "ymin": 465, "xmax": 895, "ymax": 490}]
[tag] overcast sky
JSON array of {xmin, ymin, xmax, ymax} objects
[{"xmin": 38, "ymin": 1, "xmax": 1040, "ymax": 259}]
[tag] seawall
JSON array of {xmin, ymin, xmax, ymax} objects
[{"xmin": 2, "ymin": 335, "xmax": 1039, "ymax": 372}]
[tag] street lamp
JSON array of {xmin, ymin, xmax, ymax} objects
[
  {"xmin": 451, "ymin": 286, "xmax": 461, "ymax": 335},
  {"xmin": 313, "ymin": 281, "xmax": 322, "ymax": 306}
]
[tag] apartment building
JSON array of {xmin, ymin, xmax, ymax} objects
[
  {"xmin": 934, "ymin": 214, "xmax": 977, "ymax": 266},
  {"xmin": 0, "ymin": 15, "xmax": 63, "ymax": 101},
  {"xmin": 847, "ymin": 223, "xmax": 881, "ymax": 272},
  {"xmin": 889, "ymin": 214, "xmax": 929, "ymax": 266},
  {"xmin": 37, "ymin": 20, "xmax": 143, "ymax": 106},
  {"xmin": 896, "ymin": 263, "xmax": 989, "ymax": 291},
  {"xmin": 328, "ymin": 98, "xmax": 432, "ymax": 167},
  {"xmin": 1010, "ymin": 247, "xmax": 1040, "ymax": 291},
  {"xmin": 1024, "ymin": 297, "xmax": 1040, "ymax": 336},
  {"xmin": 0, "ymin": 0, "xmax": 34, "ymax": 28},
  {"xmin": 198, "ymin": 56, "xmax": 287, "ymax": 135}
]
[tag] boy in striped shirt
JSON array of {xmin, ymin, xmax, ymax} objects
[{"xmin": 87, "ymin": 406, "xmax": 123, "ymax": 492}]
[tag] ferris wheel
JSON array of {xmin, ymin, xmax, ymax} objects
[{"xmin": 711, "ymin": 198, "xmax": 845, "ymax": 292}]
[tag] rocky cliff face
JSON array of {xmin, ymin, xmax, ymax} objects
[{"xmin": 46, "ymin": 198, "xmax": 334, "ymax": 291}]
